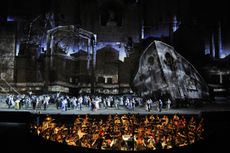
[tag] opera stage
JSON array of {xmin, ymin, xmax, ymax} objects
[
  {"xmin": 0, "ymin": 102, "xmax": 230, "ymax": 153},
  {"xmin": 0, "ymin": 0, "xmax": 229, "ymax": 152}
]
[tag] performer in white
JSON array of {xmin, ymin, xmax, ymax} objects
[
  {"xmin": 167, "ymin": 98, "xmax": 171, "ymax": 111},
  {"xmin": 94, "ymin": 96, "xmax": 101, "ymax": 110}
]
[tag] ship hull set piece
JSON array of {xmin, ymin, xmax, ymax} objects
[{"xmin": 133, "ymin": 41, "xmax": 209, "ymax": 101}]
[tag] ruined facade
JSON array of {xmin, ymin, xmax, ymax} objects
[
  {"xmin": 95, "ymin": 46, "xmax": 119, "ymax": 94},
  {"xmin": 0, "ymin": 23, "xmax": 16, "ymax": 92}
]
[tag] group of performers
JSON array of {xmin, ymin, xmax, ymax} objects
[{"xmin": 3, "ymin": 93, "xmax": 172, "ymax": 112}]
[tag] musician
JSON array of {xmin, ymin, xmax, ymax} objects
[{"xmin": 135, "ymin": 135, "xmax": 146, "ymax": 150}]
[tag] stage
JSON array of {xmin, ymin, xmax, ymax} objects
[{"xmin": 0, "ymin": 101, "xmax": 230, "ymax": 153}]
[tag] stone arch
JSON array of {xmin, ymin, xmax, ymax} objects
[{"xmin": 46, "ymin": 25, "xmax": 95, "ymax": 55}]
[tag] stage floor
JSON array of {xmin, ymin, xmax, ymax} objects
[{"xmin": 1, "ymin": 101, "xmax": 230, "ymax": 115}]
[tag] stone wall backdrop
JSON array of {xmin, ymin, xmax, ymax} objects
[{"xmin": 0, "ymin": 23, "xmax": 16, "ymax": 82}]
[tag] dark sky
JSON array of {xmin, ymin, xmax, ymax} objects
[
  {"xmin": 0, "ymin": 0, "xmax": 229, "ymax": 24},
  {"xmin": 189, "ymin": 1, "xmax": 229, "ymax": 23}
]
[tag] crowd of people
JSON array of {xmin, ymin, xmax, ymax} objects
[
  {"xmin": 1, "ymin": 92, "xmax": 205, "ymax": 151},
  {"xmin": 33, "ymin": 114, "xmax": 204, "ymax": 151},
  {"xmin": 2, "ymin": 93, "xmax": 172, "ymax": 112}
]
